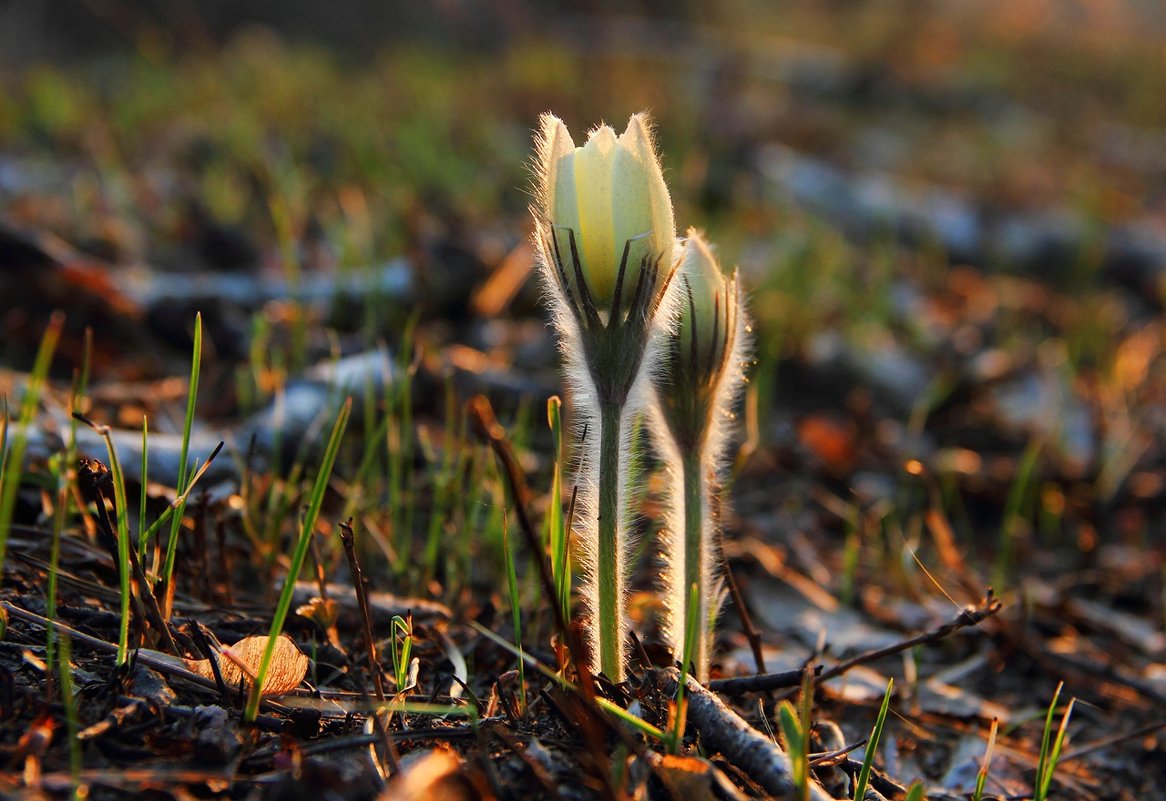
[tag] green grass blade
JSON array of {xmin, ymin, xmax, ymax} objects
[
  {"xmin": 546, "ymin": 395, "xmax": 570, "ymax": 624},
  {"xmin": 1033, "ymin": 681, "xmax": 1062, "ymax": 800},
  {"xmin": 597, "ymin": 696, "xmax": 667, "ymax": 741},
  {"xmin": 136, "ymin": 441, "xmax": 224, "ymax": 555},
  {"xmin": 777, "ymin": 701, "xmax": 808, "ymax": 799},
  {"xmin": 972, "ymin": 717, "xmax": 998, "ymax": 801},
  {"xmin": 374, "ymin": 699, "xmax": 477, "ymax": 719},
  {"xmin": 390, "ymin": 614, "xmax": 414, "ymax": 690},
  {"xmin": 423, "ymin": 374, "xmax": 458, "ymax": 582},
  {"xmin": 387, "ymin": 313, "xmax": 418, "ymax": 571},
  {"xmin": 244, "ymin": 397, "xmax": 351, "ymax": 722},
  {"xmin": 56, "ymin": 633, "xmax": 82, "ymax": 799},
  {"xmin": 162, "ymin": 313, "xmax": 202, "ymax": 618},
  {"xmin": 0, "ymin": 313, "xmax": 63, "ymax": 574},
  {"xmin": 502, "ymin": 502, "xmax": 527, "ymax": 714},
  {"xmin": 1041, "ymin": 698, "xmax": 1075, "ymax": 799},
  {"xmin": 91, "ymin": 424, "xmax": 133, "ymax": 664},
  {"xmin": 0, "ymin": 398, "xmax": 8, "ymax": 494},
  {"xmin": 854, "ymin": 677, "xmax": 894, "ymax": 801},
  {"xmin": 994, "ymin": 437, "xmax": 1042, "ymax": 589},
  {"xmin": 470, "ymin": 620, "xmax": 665, "ymax": 741},
  {"xmin": 1034, "ymin": 683, "xmax": 1074, "ymax": 801},
  {"xmin": 138, "ymin": 415, "xmax": 149, "ymax": 563},
  {"xmin": 46, "ymin": 332, "xmax": 91, "ymax": 679}
]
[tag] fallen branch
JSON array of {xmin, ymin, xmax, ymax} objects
[
  {"xmin": 711, "ymin": 595, "xmax": 1001, "ymax": 696},
  {"xmin": 657, "ymin": 667, "xmax": 838, "ymax": 800},
  {"xmin": 817, "ymin": 593, "xmax": 1002, "ymax": 685},
  {"xmin": 709, "ymin": 665, "xmax": 820, "ymax": 694}
]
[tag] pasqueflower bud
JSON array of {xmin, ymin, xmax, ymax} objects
[
  {"xmin": 658, "ymin": 231, "xmax": 744, "ymax": 450},
  {"xmin": 537, "ymin": 113, "xmax": 675, "ymax": 326}
]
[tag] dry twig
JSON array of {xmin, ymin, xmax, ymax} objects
[
  {"xmin": 656, "ymin": 667, "xmax": 838, "ymax": 800},
  {"xmin": 339, "ymin": 517, "xmax": 385, "ymax": 702},
  {"xmin": 816, "ymin": 592, "xmax": 1002, "ymax": 684},
  {"xmin": 709, "ymin": 665, "xmax": 821, "ymax": 694}
]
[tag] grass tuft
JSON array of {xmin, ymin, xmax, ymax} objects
[
  {"xmin": 854, "ymin": 677, "xmax": 894, "ymax": 801},
  {"xmin": 777, "ymin": 700, "xmax": 810, "ymax": 800},
  {"xmin": 0, "ymin": 313, "xmax": 63, "ymax": 575},
  {"xmin": 1033, "ymin": 682, "xmax": 1075, "ymax": 801},
  {"xmin": 244, "ymin": 396, "xmax": 352, "ymax": 722},
  {"xmin": 389, "ymin": 613, "xmax": 415, "ymax": 693},
  {"xmin": 161, "ymin": 312, "xmax": 203, "ymax": 619},
  {"xmin": 972, "ymin": 717, "xmax": 998, "ymax": 801},
  {"xmin": 502, "ymin": 501, "xmax": 527, "ymax": 714},
  {"xmin": 545, "ymin": 396, "xmax": 571, "ymax": 635}
]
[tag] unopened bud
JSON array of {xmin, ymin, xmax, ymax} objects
[{"xmin": 538, "ymin": 113, "xmax": 675, "ymax": 322}]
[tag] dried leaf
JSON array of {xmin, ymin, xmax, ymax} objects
[
  {"xmin": 649, "ymin": 753, "xmax": 749, "ymax": 801},
  {"xmin": 797, "ymin": 414, "xmax": 858, "ymax": 474},
  {"xmin": 184, "ymin": 635, "xmax": 308, "ymax": 696},
  {"xmin": 381, "ymin": 747, "xmax": 476, "ymax": 801}
]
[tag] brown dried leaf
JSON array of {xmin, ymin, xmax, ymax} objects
[
  {"xmin": 382, "ymin": 747, "xmax": 475, "ymax": 801},
  {"xmin": 184, "ymin": 635, "xmax": 308, "ymax": 696},
  {"xmin": 649, "ymin": 753, "xmax": 749, "ymax": 801},
  {"xmin": 797, "ymin": 414, "xmax": 858, "ymax": 474}
]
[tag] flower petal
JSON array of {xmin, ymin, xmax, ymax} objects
[
  {"xmin": 537, "ymin": 113, "xmax": 575, "ymax": 218},
  {"xmin": 573, "ymin": 124, "xmax": 618, "ymax": 300},
  {"xmin": 620, "ymin": 113, "xmax": 674, "ymax": 259}
]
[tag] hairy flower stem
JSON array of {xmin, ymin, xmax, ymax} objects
[
  {"xmin": 681, "ymin": 448, "xmax": 711, "ymax": 681},
  {"xmin": 596, "ymin": 399, "xmax": 626, "ymax": 682}
]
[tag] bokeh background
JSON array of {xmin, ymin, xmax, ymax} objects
[{"xmin": 2, "ymin": 2, "xmax": 1166, "ymax": 795}]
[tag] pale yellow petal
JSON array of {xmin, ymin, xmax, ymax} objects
[
  {"xmin": 610, "ymin": 128, "xmax": 654, "ymax": 288},
  {"xmin": 540, "ymin": 115, "xmax": 578, "ymax": 231},
  {"xmin": 622, "ymin": 113, "xmax": 674, "ymax": 258},
  {"xmin": 573, "ymin": 124, "xmax": 618, "ymax": 300}
]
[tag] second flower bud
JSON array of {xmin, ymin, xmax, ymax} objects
[{"xmin": 657, "ymin": 230, "xmax": 744, "ymax": 451}]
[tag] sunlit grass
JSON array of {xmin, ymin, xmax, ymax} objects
[
  {"xmin": 545, "ymin": 396, "xmax": 571, "ymax": 633},
  {"xmin": 0, "ymin": 314, "xmax": 63, "ymax": 575},
  {"xmin": 776, "ymin": 679, "xmax": 813, "ymax": 801},
  {"xmin": 45, "ymin": 328, "xmax": 91, "ymax": 685},
  {"xmin": 472, "ymin": 620, "xmax": 666, "ymax": 742},
  {"xmin": 244, "ymin": 396, "xmax": 352, "ymax": 722},
  {"xmin": 1033, "ymin": 682, "xmax": 1075, "ymax": 801},
  {"xmin": 388, "ymin": 614, "xmax": 415, "ymax": 693},
  {"xmin": 85, "ymin": 418, "xmax": 134, "ymax": 665},
  {"xmin": 137, "ymin": 416, "xmax": 150, "ymax": 563},
  {"xmin": 972, "ymin": 717, "xmax": 998, "ymax": 801},
  {"xmin": 853, "ymin": 678, "xmax": 894, "ymax": 801},
  {"xmin": 502, "ymin": 502, "xmax": 527, "ymax": 714},
  {"xmin": 161, "ymin": 313, "xmax": 202, "ymax": 619}
]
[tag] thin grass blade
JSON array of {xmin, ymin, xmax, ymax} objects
[{"xmin": 244, "ymin": 397, "xmax": 351, "ymax": 722}]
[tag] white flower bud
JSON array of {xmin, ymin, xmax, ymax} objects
[{"xmin": 537, "ymin": 113, "xmax": 675, "ymax": 323}]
